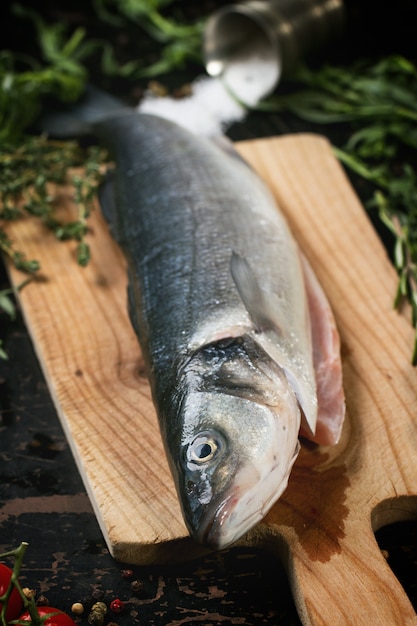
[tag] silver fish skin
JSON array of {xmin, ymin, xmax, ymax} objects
[{"xmin": 85, "ymin": 111, "xmax": 318, "ymax": 549}]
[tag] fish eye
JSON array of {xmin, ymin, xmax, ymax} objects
[{"xmin": 187, "ymin": 431, "xmax": 223, "ymax": 465}]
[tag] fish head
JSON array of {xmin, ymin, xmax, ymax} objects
[{"xmin": 173, "ymin": 363, "xmax": 301, "ymax": 549}]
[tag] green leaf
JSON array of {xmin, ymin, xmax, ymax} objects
[
  {"xmin": 394, "ymin": 237, "xmax": 405, "ymax": 271},
  {"xmin": 77, "ymin": 241, "xmax": 91, "ymax": 267},
  {"xmin": 0, "ymin": 340, "xmax": 8, "ymax": 360},
  {"xmin": 0, "ymin": 291, "xmax": 16, "ymax": 319}
]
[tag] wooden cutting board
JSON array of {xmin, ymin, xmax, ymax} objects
[{"xmin": 4, "ymin": 134, "xmax": 417, "ymax": 625}]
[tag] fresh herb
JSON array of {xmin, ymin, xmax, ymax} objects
[
  {"xmin": 0, "ymin": 1, "xmax": 206, "ymax": 355},
  {"xmin": 1, "ymin": 4, "xmax": 99, "ymax": 146},
  {"xmin": 0, "ymin": 0, "xmax": 204, "ymax": 272},
  {"xmin": 0, "ymin": 279, "xmax": 31, "ymax": 359},
  {"xmin": 93, "ymin": 0, "xmax": 204, "ymax": 78},
  {"xmin": 0, "ymin": 6, "xmax": 104, "ymax": 280},
  {"xmin": 0, "ymin": 135, "xmax": 107, "ymax": 356},
  {"xmin": 0, "ymin": 137, "xmax": 107, "ymax": 268},
  {"xmin": 261, "ymin": 55, "xmax": 417, "ymax": 363}
]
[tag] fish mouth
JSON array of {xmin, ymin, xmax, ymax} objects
[
  {"xmin": 192, "ymin": 476, "xmax": 283, "ymax": 550},
  {"xmin": 199, "ymin": 503, "xmax": 263, "ymax": 549},
  {"xmin": 189, "ymin": 445, "xmax": 300, "ymax": 549}
]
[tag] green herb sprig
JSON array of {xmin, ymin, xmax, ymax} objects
[
  {"xmin": 0, "ymin": 278, "xmax": 31, "ymax": 359},
  {"xmin": 1, "ymin": 0, "xmax": 205, "ymax": 358},
  {"xmin": 1, "ymin": 3, "xmax": 101, "ymax": 146},
  {"xmin": 93, "ymin": 0, "xmax": 204, "ymax": 78},
  {"xmin": 0, "ymin": 136, "xmax": 108, "ymax": 358},
  {"xmin": 0, "ymin": 137, "xmax": 107, "ymax": 267}
]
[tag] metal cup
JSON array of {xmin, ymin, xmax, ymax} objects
[{"xmin": 203, "ymin": 0, "xmax": 345, "ymax": 100}]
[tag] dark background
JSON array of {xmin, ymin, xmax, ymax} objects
[{"xmin": 1, "ymin": 1, "xmax": 417, "ymax": 624}]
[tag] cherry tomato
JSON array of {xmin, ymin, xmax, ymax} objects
[
  {"xmin": 0, "ymin": 563, "xmax": 23, "ymax": 622},
  {"xmin": 18, "ymin": 606, "xmax": 77, "ymax": 626}
]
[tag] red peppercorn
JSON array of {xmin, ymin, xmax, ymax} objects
[
  {"xmin": 110, "ymin": 599, "xmax": 125, "ymax": 614},
  {"xmin": 121, "ymin": 569, "xmax": 133, "ymax": 579}
]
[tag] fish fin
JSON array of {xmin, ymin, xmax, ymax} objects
[
  {"xmin": 299, "ymin": 253, "xmax": 346, "ymax": 445},
  {"xmin": 231, "ymin": 252, "xmax": 318, "ymax": 435},
  {"xmin": 40, "ymin": 84, "xmax": 127, "ymax": 138},
  {"xmin": 282, "ymin": 367, "xmax": 317, "ymax": 439},
  {"xmin": 230, "ymin": 252, "xmax": 280, "ymax": 334}
]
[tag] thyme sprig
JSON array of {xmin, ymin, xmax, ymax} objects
[
  {"xmin": 0, "ymin": 136, "xmax": 108, "ymax": 359},
  {"xmin": 1, "ymin": 0, "xmax": 203, "ymax": 357},
  {"xmin": 0, "ymin": 136, "xmax": 108, "ymax": 269}
]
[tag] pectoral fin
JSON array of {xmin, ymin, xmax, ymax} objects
[
  {"xmin": 299, "ymin": 253, "xmax": 346, "ymax": 445},
  {"xmin": 231, "ymin": 251, "xmax": 319, "ymax": 438}
]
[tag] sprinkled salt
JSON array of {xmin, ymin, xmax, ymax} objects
[
  {"xmin": 138, "ymin": 76, "xmax": 244, "ymax": 136},
  {"xmin": 222, "ymin": 55, "xmax": 279, "ymax": 107},
  {"xmin": 137, "ymin": 55, "xmax": 277, "ymax": 137}
]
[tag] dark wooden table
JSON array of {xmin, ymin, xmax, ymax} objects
[{"xmin": 1, "ymin": 1, "xmax": 417, "ymax": 624}]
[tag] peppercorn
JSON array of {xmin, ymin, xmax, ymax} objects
[
  {"xmin": 88, "ymin": 601, "xmax": 107, "ymax": 625},
  {"xmin": 110, "ymin": 598, "xmax": 125, "ymax": 614},
  {"xmin": 71, "ymin": 602, "xmax": 84, "ymax": 615},
  {"xmin": 130, "ymin": 579, "xmax": 144, "ymax": 594},
  {"xmin": 87, "ymin": 612, "xmax": 104, "ymax": 626}
]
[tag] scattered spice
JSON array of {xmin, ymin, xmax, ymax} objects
[
  {"xmin": 88, "ymin": 602, "xmax": 107, "ymax": 626},
  {"xmin": 91, "ymin": 601, "xmax": 107, "ymax": 614},
  {"xmin": 71, "ymin": 602, "xmax": 84, "ymax": 615},
  {"xmin": 109, "ymin": 598, "xmax": 125, "ymax": 614},
  {"xmin": 130, "ymin": 580, "xmax": 144, "ymax": 594},
  {"xmin": 87, "ymin": 612, "xmax": 104, "ymax": 625},
  {"xmin": 87, "ymin": 600, "xmax": 108, "ymax": 624}
]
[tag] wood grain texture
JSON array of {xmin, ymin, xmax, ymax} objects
[{"xmin": 5, "ymin": 134, "xmax": 417, "ymax": 625}]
